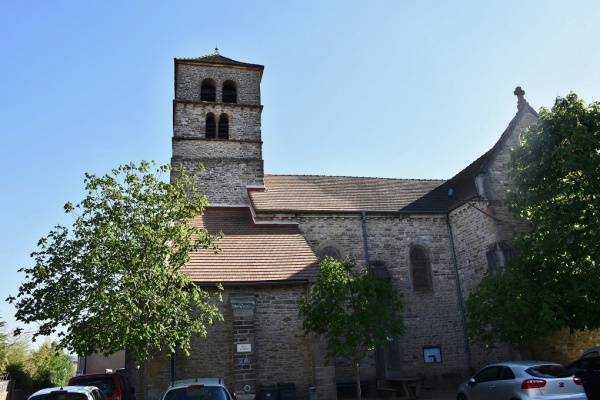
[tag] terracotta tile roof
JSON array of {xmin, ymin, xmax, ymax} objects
[
  {"xmin": 183, "ymin": 207, "xmax": 320, "ymax": 284},
  {"xmin": 247, "ymin": 90, "xmax": 539, "ymax": 216},
  {"xmin": 248, "ymin": 175, "xmax": 448, "ymax": 213}
]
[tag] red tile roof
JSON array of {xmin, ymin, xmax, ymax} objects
[
  {"xmin": 183, "ymin": 207, "xmax": 320, "ymax": 284},
  {"xmin": 249, "ymin": 175, "xmax": 447, "ymax": 213}
]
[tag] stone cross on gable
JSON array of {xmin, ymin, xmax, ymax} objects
[{"xmin": 514, "ymin": 86, "xmax": 526, "ymax": 109}]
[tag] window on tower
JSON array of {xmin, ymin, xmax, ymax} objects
[
  {"xmin": 201, "ymin": 79, "xmax": 216, "ymax": 102},
  {"xmin": 218, "ymin": 114, "xmax": 229, "ymax": 139},
  {"xmin": 222, "ymin": 81, "xmax": 237, "ymax": 103},
  {"xmin": 205, "ymin": 113, "xmax": 216, "ymax": 139}
]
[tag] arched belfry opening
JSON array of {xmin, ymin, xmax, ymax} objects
[
  {"xmin": 218, "ymin": 114, "xmax": 229, "ymax": 139},
  {"xmin": 205, "ymin": 113, "xmax": 216, "ymax": 139},
  {"xmin": 201, "ymin": 79, "xmax": 216, "ymax": 102},
  {"xmin": 222, "ymin": 81, "xmax": 237, "ymax": 103}
]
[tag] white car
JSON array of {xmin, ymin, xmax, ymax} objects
[
  {"xmin": 28, "ymin": 386, "xmax": 107, "ymax": 400},
  {"xmin": 457, "ymin": 361, "xmax": 587, "ymax": 400},
  {"xmin": 160, "ymin": 378, "xmax": 236, "ymax": 400}
]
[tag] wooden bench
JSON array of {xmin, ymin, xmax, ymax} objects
[
  {"xmin": 376, "ymin": 387, "xmax": 404, "ymax": 399},
  {"xmin": 336, "ymin": 380, "xmax": 370, "ymax": 397}
]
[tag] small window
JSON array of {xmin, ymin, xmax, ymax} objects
[
  {"xmin": 423, "ymin": 347, "xmax": 442, "ymax": 363},
  {"xmin": 218, "ymin": 114, "xmax": 229, "ymax": 139},
  {"xmin": 486, "ymin": 240, "xmax": 513, "ymax": 276},
  {"xmin": 320, "ymin": 246, "xmax": 340, "ymax": 260},
  {"xmin": 206, "ymin": 114, "xmax": 216, "ymax": 139},
  {"xmin": 201, "ymin": 80, "xmax": 216, "ymax": 102},
  {"xmin": 370, "ymin": 260, "xmax": 390, "ymax": 279},
  {"xmin": 410, "ymin": 246, "xmax": 432, "ymax": 291},
  {"xmin": 222, "ymin": 81, "xmax": 237, "ymax": 103}
]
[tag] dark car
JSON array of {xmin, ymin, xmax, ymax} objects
[
  {"xmin": 568, "ymin": 356, "xmax": 600, "ymax": 400},
  {"xmin": 68, "ymin": 373, "xmax": 136, "ymax": 400}
]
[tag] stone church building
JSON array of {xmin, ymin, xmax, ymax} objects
[{"xmin": 132, "ymin": 51, "xmax": 540, "ymax": 400}]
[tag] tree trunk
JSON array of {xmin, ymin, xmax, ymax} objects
[{"xmin": 355, "ymin": 362, "xmax": 362, "ymax": 400}]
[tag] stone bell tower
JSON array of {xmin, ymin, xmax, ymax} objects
[{"xmin": 171, "ymin": 50, "xmax": 265, "ymax": 206}]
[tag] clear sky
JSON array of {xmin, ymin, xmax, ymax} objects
[{"xmin": 1, "ymin": 1, "xmax": 599, "ymax": 343}]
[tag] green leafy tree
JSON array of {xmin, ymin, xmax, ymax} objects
[
  {"xmin": 8, "ymin": 161, "xmax": 224, "ymax": 363},
  {"xmin": 0, "ymin": 318, "xmax": 7, "ymax": 373},
  {"xmin": 298, "ymin": 257, "xmax": 405, "ymax": 400},
  {"xmin": 466, "ymin": 268, "xmax": 564, "ymax": 353},
  {"xmin": 466, "ymin": 93, "xmax": 600, "ymax": 350},
  {"xmin": 28, "ymin": 340, "xmax": 74, "ymax": 390}
]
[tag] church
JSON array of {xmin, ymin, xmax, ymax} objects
[{"xmin": 132, "ymin": 51, "xmax": 539, "ymax": 400}]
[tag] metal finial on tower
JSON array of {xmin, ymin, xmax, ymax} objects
[{"xmin": 214, "ymin": 46, "xmax": 219, "ymax": 55}]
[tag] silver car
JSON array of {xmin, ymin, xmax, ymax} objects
[
  {"xmin": 457, "ymin": 361, "xmax": 587, "ymax": 400},
  {"xmin": 160, "ymin": 378, "xmax": 236, "ymax": 400}
]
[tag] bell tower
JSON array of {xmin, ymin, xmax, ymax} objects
[{"xmin": 171, "ymin": 50, "xmax": 265, "ymax": 206}]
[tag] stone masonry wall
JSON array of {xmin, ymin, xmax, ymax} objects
[
  {"xmin": 173, "ymin": 102, "xmax": 262, "ymax": 141},
  {"xmin": 262, "ymin": 212, "xmax": 473, "ymax": 387},
  {"xmin": 176, "ymin": 64, "xmax": 261, "ymax": 105},
  {"xmin": 143, "ymin": 286, "xmax": 314, "ymax": 400},
  {"xmin": 171, "ymin": 158, "xmax": 264, "ymax": 206}
]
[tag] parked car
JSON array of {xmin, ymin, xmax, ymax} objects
[
  {"xmin": 160, "ymin": 378, "xmax": 236, "ymax": 400},
  {"xmin": 457, "ymin": 361, "xmax": 587, "ymax": 400},
  {"xmin": 68, "ymin": 373, "xmax": 136, "ymax": 400},
  {"xmin": 579, "ymin": 347, "xmax": 600, "ymax": 360},
  {"xmin": 568, "ymin": 356, "xmax": 600, "ymax": 400},
  {"xmin": 28, "ymin": 386, "xmax": 106, "ymax": 400}
]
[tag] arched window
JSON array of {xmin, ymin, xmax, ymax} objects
[
  {"xmin": 222, "ymin": 81, "xmax": 237, "ymax": 103},
  {"xmin": 218, "ymin": 114, "xmax": 229, "ymax": 139},
  {"xmin": 205, "ymin": 113, "xmax": 216, "ymax": 139},
  {"xmin": 410, "ymin": 246, "xmax": 432, "ymax": 291},
  {"xmin": 201, "ymin": 79, "xmax": 216, "ymax": 102},
  {"xmin": 319, "ymin": 246, "xmax": 341, "ymax": 260},
  {"xmin": 486, "ymin": 240, "xmax": 513, "ymax": 276}
]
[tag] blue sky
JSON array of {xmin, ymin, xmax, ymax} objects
[{"xmin": 1, "ymin": 1, "xmax": 599, "ymax": 343}]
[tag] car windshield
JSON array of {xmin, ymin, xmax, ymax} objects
[
  {"xmin": 164, "ymin": 387, "xmax": 228, "ymax": 400},
  {"xmin": 71, "ymin": 378, "xmax": 116, "ymax": 396},
  {"xmin": 30, "ymin": 393, "xmax": 88, "ymax": 400},
  {"xmin": 526, "ymin": 364, "xmax": 572, "ymax": 378}
]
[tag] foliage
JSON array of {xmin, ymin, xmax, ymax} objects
[
  {"xmin": 29, "ymin": 340, "xmax": 74, "ymax": 389},
  {"xmin": 1, "ymin": 317, "xmax": 32, "ymax": 378},
  {"xmin": 8, "ymin": 161, "xmax": 224, "ymax": 363},
  {"xmin": 0, "ymin": 318, "xmax": 7, "ymax": 373},
  {"xmin": 298, "ymin": 257, "xmax": 404, "ymax": 400},
  {"xmin": 1, "ymin": 319, "xmax": 71, "ymax": 394},
  {"xmin": 466, "ymin": 268, "xmax": 564, "ymax": 352},
  {"xmin": 466, "ymin": 93, "xmax": 600, "ymax": 350}
]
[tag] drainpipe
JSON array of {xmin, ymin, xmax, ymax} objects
[
  {"xmin": 445, "ymin": 214, "xmax": 473, "ymax": 373},
  {"xmin": 361, "ymin": 211, "xmax": 371, "ymax": 271}
]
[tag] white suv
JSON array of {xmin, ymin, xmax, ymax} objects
[{"xmin": 160, "ymin": 379, "xmax": 236, "ymax": 400}]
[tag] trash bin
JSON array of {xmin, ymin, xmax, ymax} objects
[
  {"xmin": 277, "ymin": 383, "xmax": 296, "ymax": 400},
  {"xmin": 308, "ymin": 386, "xmax": 317, "ymax": 400},
  {"xmin": 258, "ymin": 385, "xmax": 278, "ymax": 400}
]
